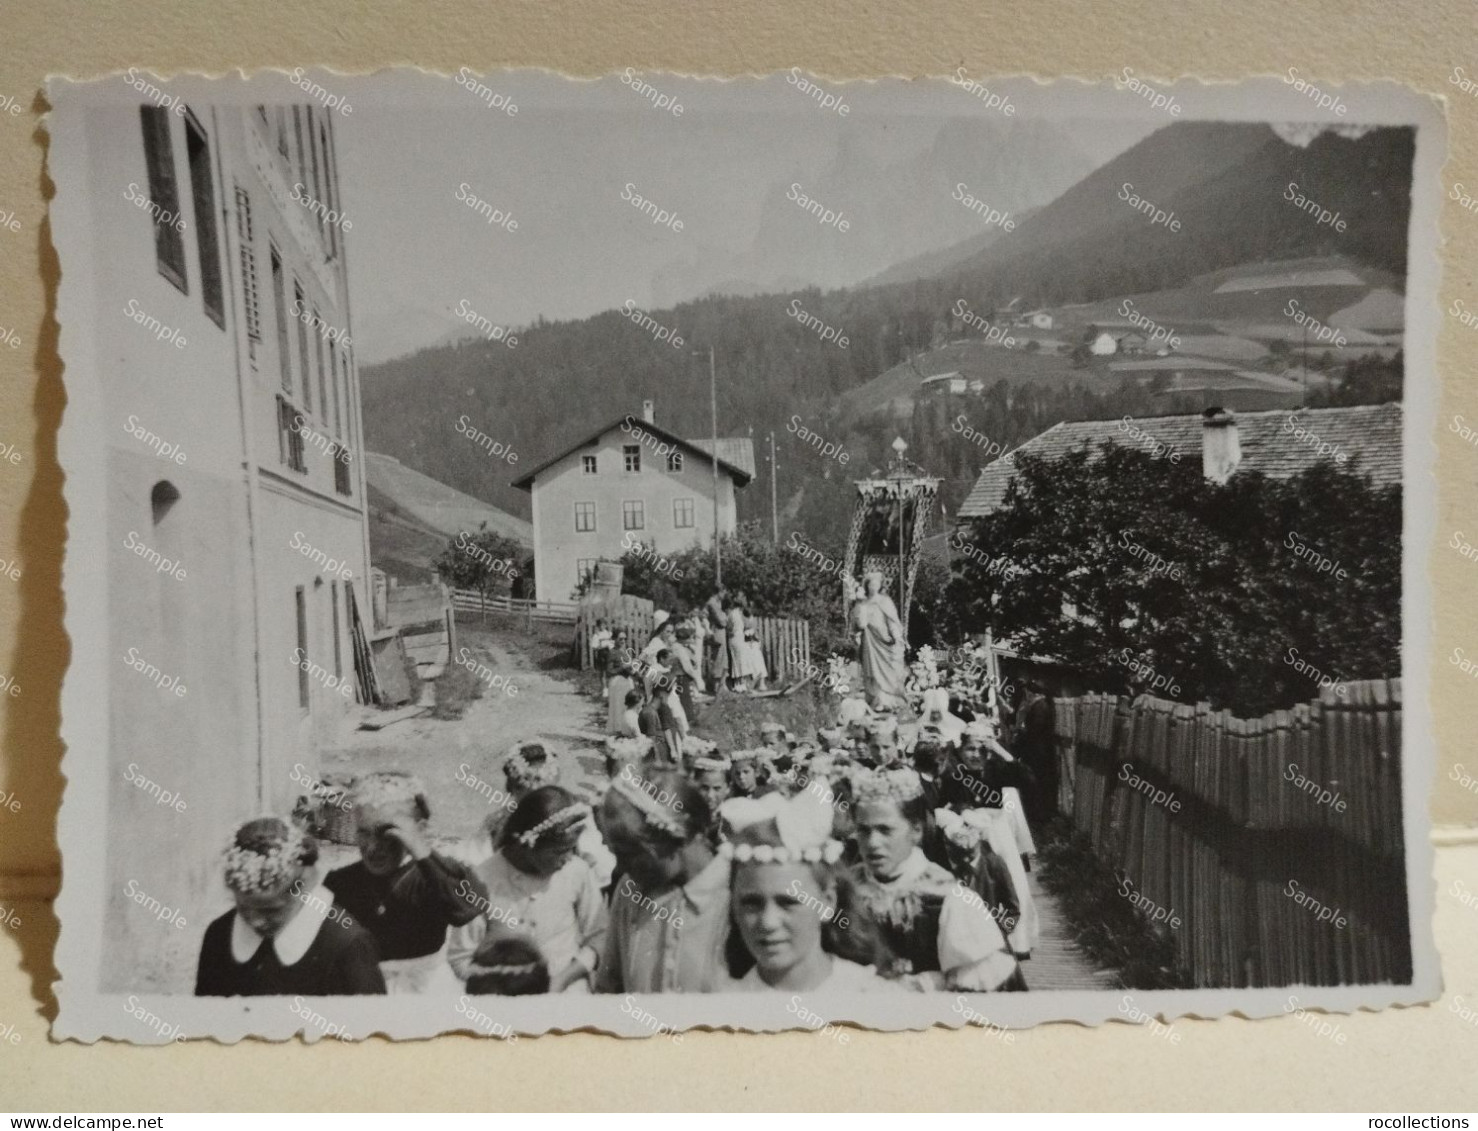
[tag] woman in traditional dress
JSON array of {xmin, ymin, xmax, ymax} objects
[
  {"xmin": 196, "ymin": 816, "xmax": 385, "ymax": 996},
  {"xmin": 850, "ymin": 572, "xmax": 906, "ymax": 711},
  {"xmin": 727, "ymin": 592, "xmax": 754, "ymax": 692},
  {"xmin": 323, "ymin": 773, "xmax": 488, "ymax": 994},
  {"xmin": 849, "ymin": 767, "xmax": 1025, "ymax": 991},
  {"xmin": 721, "ymin": 791, "xmax": 893, "ymax": 993},
  {"xmin": 448, "ymin": 785, "xmax": 608, "ymax": 992}
]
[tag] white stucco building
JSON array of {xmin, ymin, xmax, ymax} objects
[{"xmin": 59, "ymin": 97, "xmax": 370, "ymax": 990}]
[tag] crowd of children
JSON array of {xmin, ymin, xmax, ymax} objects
[{"xmin": 194, "ymin": 664, "xmax": 1047, "ymax": 1000}]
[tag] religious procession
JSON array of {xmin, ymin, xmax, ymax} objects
[{"xmin": 194, "ymin": 565, "xmax": 1056, "ymax": 1001}]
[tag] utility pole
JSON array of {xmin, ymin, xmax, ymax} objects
[
  {"xmin": 693, "ymin": 345, "xmax": 721, "ymax": 587},
  {"xmin": 769, "ymin": 430, "xmax": 778, "ymax": 543}
]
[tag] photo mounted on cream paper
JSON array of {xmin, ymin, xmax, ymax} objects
[{"xmin": 44, "ymin": 66, "xmax": 1443, "ymax": 1042}]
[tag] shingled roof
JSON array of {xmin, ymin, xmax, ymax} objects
[{"xmin": 956, "ymin": 403, "xmax": 1402, "ymax": 520}]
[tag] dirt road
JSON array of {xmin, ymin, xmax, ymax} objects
[{"xmin": 322, "ymin": 624, "xmax": 606, "ymax": 847}]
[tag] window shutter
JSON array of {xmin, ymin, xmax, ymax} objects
[{"xmin": 234, "ymin": 186, "xmax": 262, "ymax": 349}]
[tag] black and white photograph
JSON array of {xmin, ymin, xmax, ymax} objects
[{"xmin": 46, "ymin": 67, "xmax": 1442, "ymax": 1042}]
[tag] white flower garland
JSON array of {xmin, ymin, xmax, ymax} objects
[
  {"xmin": 514, "ymin": 802, "xmax": 590, "ymax": 847},
  {"xmin": 719, "ymin": 840, "xmax": 845, "ymax": 865}
]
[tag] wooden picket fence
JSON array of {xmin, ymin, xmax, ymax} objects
[
  {"xmin": 451, "ymin": 588, "xmax": 579, "ymax": 627},
  {"xmin": 573, "ymin": 607, "xmax": 812, "ymax": 686},
  {"xmin": 1054, "ymin": 680, "xmax": 1409, "ymax": 988}
]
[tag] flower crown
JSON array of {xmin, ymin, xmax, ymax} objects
[
  {"xmin": 719, "ymin": 840, "xmax": 846, "ymax": 866},
  {"xmin": 466, "ymin": 961, "xmax": 542, "ymax": 978},
  {"xmin": 853, "ymin": 767, "xmax": 925, "ymax": 806},
  {"xmin": 222, "ymin": 825, "xmax": 310, "ymax": 894},
  {"xmin": 608, "ymin": 773, "xmax": 689, "ymax": 840},
  {"xmin": 504, "ymin": 744, "xmax": 559, "ymax": 791},
  {"xmin": 514, "ymin": 802, "xmax": 590, "ymax": 847},
  {"xmin": 690, "ymin": 756, "xmax": 730, "ymax": 774}
]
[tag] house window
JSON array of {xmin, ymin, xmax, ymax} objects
[
  {"xmin": 295, "ymin": 586, "xmax": 309, "ymax": 710},
  {"xmin": 667, "ymin": 451, "xmax": 684, "ymax": 473},
  {"xmin": 673, "ymin": 498, "xmax": 695, "ymax": 529},
  {"xmin": 333, "ymin": 444, "xmax": 352, "ymax": 496},
  {"xmin": 271, "ymin": 247, "xmax": 291, "ymax": 391},
  {"xmin": 576, "ymin": 559, "xmax": 599, "ymax": 587},
  {"xmin": 234, "ymin": 186, "xmax": 261, "ymax": 364},
  {"xmin": 623, "ymin": 444, "xmax": 641, "ymax": 473},
  {"xmin": 139, "ymin": 106, "xmax": 187, "ymax": 292},
  {"xmin": 574, "ymin": 501, "xmax": 596, "ymax": 533},
  {"xmin": 295, "ymin": 283, "xmax": 312, "ymax": 411},
  {"xmin": 277, "ymin": 395, "xmax": 306, "ymax": 473},
  {"xmin": 184, "ymin": 112, "xmax": 225, "ymax": 328},
  {"xmin": 582, "ymin": 454, "xmax": 598, "ymax": 475},
  {"xmin": 622, "ymin": 500, "xmax": 645, "ymax": 531}
]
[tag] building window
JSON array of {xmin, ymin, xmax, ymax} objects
[
  {"xmin": 582, "ymin": 454, "xmax": 598, "ymax": 475},
  {"xmin": 667, "ymin": 451, "xmax": 684, "ymax": 473},
  {"xmin": 623, "ymin": 444, "xmax": 641, "ymax": 473},
  {"xmin": 622, "ymin": 500, "xmax": 645, "ymax": 531},
  {"xmin": 673, "ymin": 498, "xmax": 695, "ymax": 529},
  {"xmin": 234, "ymin": 186, "xmax": 261, "ymax": 365},
  {"xmin": 331, "ymin": 348, "xmax": 342, "ymax": 441},
  {"xmin": 331, "ymin": 580, "xmax": 342, "ymax": 680},
  {"xmin": 574, "ymin": 502, "xmax": 596, "ymax": 533},
  {"xmin": 139, "ymin": 106, "xmax": 187, "ymax": 292},
  {"xmin": 183, "ymin": 112, "xmax": 225, "ymax": 328},
  {"xmin": 333, "ymin": 444, "xmax": 352, "ymax": 496},
  {"xmin": 271, "ymin": 247, "xmax": 292, "ymax": 391},
  {"xmin": 276, "ymin": 107, "xmax": 291, "ymax": 161},
  {"xmin": 576, "ymin": 559, "xmax": 599, "ymax": 587},
  {"xmin": 293, "ymin": 107, "xmax": 307, "ymax": 187},
  {"xmin": 277, "ymin": 395, "xmax": 306, "ymax": 473},
  {"xmin": 314, "ymin": 308, "xmax": 328, "ymax": 421},
  {"xmin": 294, "ymin": 283, "xmax": 312, "ymax": 411},
  {"xmin": 308, "ymin": 112, "xmax": 325, "ymax": 245},
  {"xmin": 295, "ymin": 586, "xmax": 309, "ymax": 710},
  {"xmin": 320, "ymin": 121, "xmax": 337, "ymax": 260}
]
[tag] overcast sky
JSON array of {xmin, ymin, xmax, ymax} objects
[{"xmin": 332, "ymin": 73, "xmax": 1162, "ymax": 365}]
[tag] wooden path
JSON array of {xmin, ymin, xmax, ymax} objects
[{"xmin": 1021, "ymin": 870, "xmax": 1122, "ymax": 992}]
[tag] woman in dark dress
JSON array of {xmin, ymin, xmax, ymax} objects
[
  {"xmin": 195, "ymin": 817, "xmax": 385, "ymax": 996},
  {"xmin": 323, "ymin": 772, "xmax": 489, "ymax": 994},
  {"xmin": 849, "ymin": 768, "xmax": 1025, "ymax": 992}
]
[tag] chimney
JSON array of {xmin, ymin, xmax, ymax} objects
[
  {"xmin": 1201, "ymin": 407, "xmax": 1241, "ymax": 484},
  {"xmin": 642, "ymin": 399, "xmax": 655, "ymax": 424}
]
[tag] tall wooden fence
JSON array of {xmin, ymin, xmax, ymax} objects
[{"xmin": 1054, "ymin": 680, "xmax": 1408, "ymax": 989}]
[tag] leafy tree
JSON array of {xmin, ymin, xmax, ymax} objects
[
  {"xmin": 601, "ymin": 529, "xmax": 854, "ymax": 658},
  {"xmin": 948, "ymin": 443, "xmax": 1399, "ymax": 715},
  {"xmin": 433, "ymin": 525, "xmax": 528, "ymax": 596}
]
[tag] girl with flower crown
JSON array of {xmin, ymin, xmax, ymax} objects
[
  {"xmin": 720, "ymin": 790, "xmax": 893, "ymax": 993},
  {"xmin": 196, "ymin": 817, "xmax": 385, "ymax": 996},
  {"xmin": 849, "ymin": 767, "xmax": 1026, "ymax": 991},
  {"xmin": 447, "ymin": 785, "xmax": 608, "ymax": 993}
]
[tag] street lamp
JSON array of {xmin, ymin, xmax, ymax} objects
[{"xmin": 692, "ymin": 345, "xmax": 721, "ymax": 587}]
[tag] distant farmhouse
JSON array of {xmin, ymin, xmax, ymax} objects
[
  {"xmin": 513, "ymin": 401, "xmax": 755, "ymax": 601},
  {"xmin": 956, "ymin": 403, "xmax": 1402, "ymax": 524}
]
